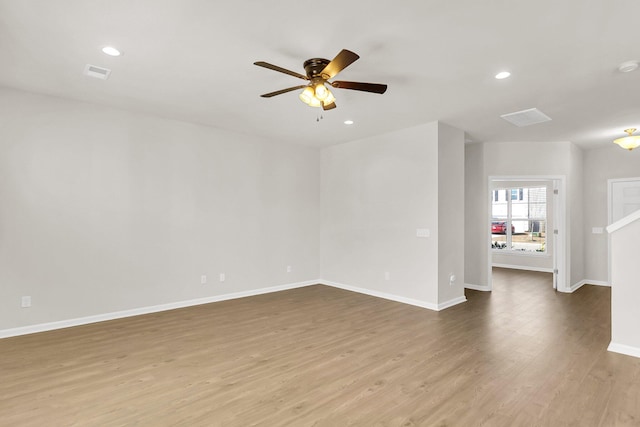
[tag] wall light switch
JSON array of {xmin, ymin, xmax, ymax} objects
[
  {"xmin": 219, "ymin": 273, "xmax": 225, "ymax": 282},
  {"xmin": 416, "ymin": 228, "xmax": 430, "ymax": 238},
  {"xmin": 21, "ymin": 296, "xmax": 31, "ymax": 308},
  {"xmin": 201, "ymin": 275, "xmax": 207, "ymax": 284}
]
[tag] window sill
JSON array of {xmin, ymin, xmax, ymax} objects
[{"xmin": 491, "ymin": 250, "xmax": 550, "ymax": 257}]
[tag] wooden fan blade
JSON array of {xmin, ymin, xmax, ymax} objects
[
  {"xmin": 331, "ymin": 81, "xmax": 388, "ymax": 94},
  {"xmin": 320, "ymin": 49, "xmax": 360, "ymax": 79},
  {"xmin": 254, "ymin": 61, "xmax": 309, "ymax": 80},
  {"xmin": 260, "ymin": 85, "xmax": 308, "ymax": 98},
  {"xmin": 322, "ymin": 101, "xmax": 337, "ymax": 111}
]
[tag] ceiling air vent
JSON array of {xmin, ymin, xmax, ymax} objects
[
  {"xmin": 500, "ymin": 108, "xmax": 551, "ymax": 127},
  {"xmin": 83, "ymin": 64, "xmax": 111, "ymax": 80}
]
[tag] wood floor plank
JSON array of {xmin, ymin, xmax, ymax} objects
[{"xmin": 1, "ymin": 268, "xmax": 639, "ymax": 426}]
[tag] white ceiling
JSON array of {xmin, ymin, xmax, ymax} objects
[{"xmin": 1, "ymin": 0, "xmax": 639, "ymax": 148}]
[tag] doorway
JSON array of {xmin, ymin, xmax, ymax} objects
[{"xmin": 487, "ymin": 176, "xmax": 567, "ymax": 292}]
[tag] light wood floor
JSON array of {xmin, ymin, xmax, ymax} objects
[{"xmin": 1, "ymin": 268, "xmax": 639, "ymax": 426}]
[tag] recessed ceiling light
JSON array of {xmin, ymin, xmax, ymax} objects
[
  {"xmin": 618, "ymin": 60, "xmax": 639, "ymax": 73},
  {"xmin": 495, "ymin": 71, "xmax": 511, "ymax": 80},
  {"xmin": 102, "ymin": 46, "xmax": 122, "ymax": 57},
  {"xmin": 344, "ymin": 120, "xmax": 354, "ymax": 125}
]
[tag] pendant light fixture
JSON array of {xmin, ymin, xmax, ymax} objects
[{"xmin": 613, "ymin": 128, "xmax": 640, "ymax": 151}]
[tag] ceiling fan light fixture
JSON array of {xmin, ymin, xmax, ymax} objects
[
  {"xmin": 308, "ymin": 96, "xmax": 321, "ymax": 108},
  {"xmin": 299, "ymin": 85, "xmax": 334, "ymax": 108},
  {"xmin": 314, "ymin": 83, "xmax": 329, "ymax": 100},
  {"xmin": 256, "ymin": 49, "xmax": 387, "ymax": 110},
  {"xmin": 613, "ymin": 128, "xmax": 640, "ymax": 151},
  {"xmin": 299, "ymin": 86, "xmax": 315, "ymax": 105},
  {"xmin": 322, "ymin": 90, "xmax": 335, "ymax": 106}
]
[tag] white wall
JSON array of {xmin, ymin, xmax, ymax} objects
[
  {"xmin": 320, "ymin": 123, "xmax": 440, "ymax": 305},
  {"xmin": 464, "ymin": 143, "xmax": 487, "ymax": 289},
  {"xmin": 437, "ymin": 123, "xmax": 465, "ymax": 304},
  {"xmin": 0, "ymin": 88, "xmax": 320, "ymax": 331},
  {"xmin": 569, "ymin": 143, "xmax": 584, "ymax": 287},
  {"xmin": 320, "ymin": 122, "xmax": 465, "ymax": 308},
  {"xmin": 583, "ymin": 145, "xmax": 640, "ymax": 283},
  {"xmin": 8, "ymin": 83, "xmax": 616, "ymax": 336},
  {"xmin": 608, "ymin": 211, "xmax": 640, "ymax": 358},
  {"xmin": 464, "ymin": 141, "xmax": 583, "ymax": 291}
]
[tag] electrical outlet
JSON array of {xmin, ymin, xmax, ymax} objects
[
  {"xmin": 201, "ymin": 275, "xmax": 207, "ymax": 284},
  {"xmin": 219, "ymin": 273, "xmax": 225, "ymax": 282},
  {"xmin": 384, "ymin": 271, "xmax": 390, "ymax": 280},
  {"xmin": 449, "ymin": 274, "xmax": 456, "ymax": 286},
  {"xmin": 21, "ymin": 296, "xmax": 31, "ymax": 308},
  {"xmin": 286, "ymin": 266, "xmax": 292, "ymax": 273}
]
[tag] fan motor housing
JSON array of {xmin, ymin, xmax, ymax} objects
[{"xmin": 303, "ymin": 58, "xmax": 330, "ymax": 79}]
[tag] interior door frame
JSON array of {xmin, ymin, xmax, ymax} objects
[{"xmin": 486, "ymin": 175, "xmax": 567, "ymax": 292}]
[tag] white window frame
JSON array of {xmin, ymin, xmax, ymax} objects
[{"xmin": 491, "ymin": 186, "xmax": 547, "ymax": 255}]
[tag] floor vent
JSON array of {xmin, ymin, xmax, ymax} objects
[{"xmin": 500, "ymin": 108, "xmax": 551, "ymax": 127}]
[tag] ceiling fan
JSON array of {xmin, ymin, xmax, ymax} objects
[{"xmin": 254, "ymin": 49, "xmax": 387, "ymax": 111}]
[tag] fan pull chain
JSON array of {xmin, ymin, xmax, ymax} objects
[{"xmin": 316, "ymin": 114, "xmax": 324, "ymax": 122}]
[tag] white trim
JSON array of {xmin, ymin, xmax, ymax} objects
[
  {"xmin": 319, "ymin": 280, "xmax": 466, "ymax": 311},
  {"xmin": 320, "ymin": 280, "xmax": 439, "ymax": 310},
  {"xmin": 606, "ymin": 209, "xmax": 640, "ymax": 234},
  {"xmin": 0, "ymin": 280, "xmax": 317, "ymax": 339},
  {"xmin": 1, "ymin": 279, "xmax": 472, "ymax": 339},
  {"xmin": 492, "ymin": 263, "xmax": 553, "ymax": 273},
  {"xmin": 437, "ymin": 296, "xmax": 467, "ymax": 310},
  {"xmin": 588, "ymin": 280, "xmax": 611, "ymax": 287},
  {"xmin": 570, "ymin": 280, "xmax": 586, "ymax": 293},
  {"xmin": 608, "ymin": 342, "xmax": 640, "ymax": 359},
  {"xmin": 464, "ymin": 283, "xmax": 491, "ymax": 291},
  {"xmin": 570, "ymin": 279, "xmax": 611, "ymax": 293},
  {"xmin": 490, "ymin": 250, "xmax": 551, "ymax": 258}
]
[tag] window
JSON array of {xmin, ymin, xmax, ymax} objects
[
  {"xmin": 510, "ymin": 188, "xmax": 524, "ymax": 201},
  {"xmin": 491, "ymin": 186, "xmax": 547, "ymax": 253}
]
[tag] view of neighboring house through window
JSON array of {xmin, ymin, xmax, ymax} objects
[{"xmin": 491, "ymin": 186, "xmax": 547, "ymax": 253}]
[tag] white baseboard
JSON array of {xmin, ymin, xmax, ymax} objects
[
  {"xmin": 437, "ymin": 296, "xmax": 467, "ymax": 310},
  {"xmin": 570, "ymin": 280, "xmax": 586, "ymax": 292},
  {"xmin": 0, "ymin": 280, "xmax": 318, "ymax": 339},
  {"xmin": 464, "ymin": 283, "xmax": 491, "ymax": 292},
  {"xmin": 608, "ymin": 342, "xmax": 640, "ymax": 359},
  {"xmin": 586, "ymin": 280, "xmax": 610, "ymax": 287},
  {"xmin": 570, "ymin": 279, "xmax": 611, "ymax": 293},
  {"xmin": 492, "ymin": 263, "xmax": 553, "ymax": 273},
  {"xmin": 2, "ymin": 278, "xmax": 472, "ymax": 339},
  {"xmin": 320, "ymin": 280, "xmax": 466, "ymax": 311}
]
